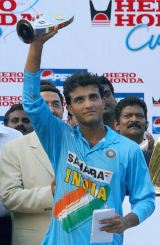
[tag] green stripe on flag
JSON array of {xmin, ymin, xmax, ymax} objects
[{"xmin": 62, "ymin": 185, "xmax": 110, "ymax": 232}]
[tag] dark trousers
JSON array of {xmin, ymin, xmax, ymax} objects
[{"xmin": 0, "ymin": 216, "xmax": 12, "ymax": 245}]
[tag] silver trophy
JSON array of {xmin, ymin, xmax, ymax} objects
[{"xmin": 16, "ymin": 13, "xmax": 74, "ymax": 43}]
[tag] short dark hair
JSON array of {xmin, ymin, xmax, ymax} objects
[
  {"xmin": 98, "ymin": 76, "xmax": 115, "ymax": 96},
  {"xmin": 115, "ymin": 96, "xmax": 148, "ymax": 122},
  {"xmin": 63, "ymin": 72, "xmax": 104, "ymax": 105},
  {"xmin": 4, "ymin": 104, "xmax": 24, "ymax": 126},
  {"xmin": 40, "ymin": 80, "xmax": 63, "ymax": 106}
]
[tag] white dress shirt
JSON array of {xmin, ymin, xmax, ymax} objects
[
  {"xmin": 139, "ymin": 139, "xmax": 149, "ymax": 152},
  {"xmin": 0, "ymin": 124, "xmax": 22, "ymax": 217}
]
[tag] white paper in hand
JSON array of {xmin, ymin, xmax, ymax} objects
[{"xmin": 90, "ymin": 208, "xmax": 115, "ymax": 243}]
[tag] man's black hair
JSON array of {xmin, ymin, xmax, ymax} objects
[
  {"xmin": 40, "ymin": 80, "xmax": 63, "ymax": 106},
  {"xmin": 115, "ymin": 96, "xmax": 148, "ymax": 122},
  {"xmin": 98, "ymin": 75, "xmax": 115, "ymax": 96},
  {"xmin": 63, "ymin": 72, "xmax": 104, "ymax": 105},
  {"xmin": 4, "ymin": 104, "xmax": 24, "ymax": 126}
]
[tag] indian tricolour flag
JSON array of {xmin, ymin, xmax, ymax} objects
[{"xmin": 54, "ymin": 182, "xmax": 110, "ymax": 233}]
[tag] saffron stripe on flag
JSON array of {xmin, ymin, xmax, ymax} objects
[{"xmin": 54, "ymin": 179, "xmax": 92, "ymax": 218}]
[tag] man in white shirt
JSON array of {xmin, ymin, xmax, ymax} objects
[
  {"xmin": 0, "ymin": 124, "xmax": 22, "ymax": 245},
  {"xmin": 0, "ymin": 124, "xmax": 22, "ymax": 154}
]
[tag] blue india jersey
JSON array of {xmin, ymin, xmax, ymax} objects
[{"xmin": 23, "ymin": 70, "xmax": 155, "ymax": 245}]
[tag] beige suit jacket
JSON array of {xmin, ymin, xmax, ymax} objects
[{"xmin": 0, "ymin": 131, "xmax": 54, "ymax": 245}]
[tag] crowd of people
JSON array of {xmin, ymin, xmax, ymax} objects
[{"xmin": 0, "ymin": 24, "xmax": 156, "ymax": 245}]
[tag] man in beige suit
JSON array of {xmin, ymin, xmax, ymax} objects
[
  {"xmin": 0, "ymin": 81, "xmax": 64, "ymax": 245},
  {"xmin": 0, "ymin": 125, "xmax": 22, "ymax": 245}
]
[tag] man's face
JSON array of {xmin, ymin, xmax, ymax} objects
[
  {"xmin": 40, "ymin": 91, "xmax": 63, "ymax": 119},
  {"xmin": 115, "ymin": 105, "xmax": 147, "ymax": 140},
  {"xmin": 67, "ymin": 85, "xmax": 104, "ymax": 127},
  {"xmin": 7, "ymin": 110, "xmax": 33, "ymax": 135},
  {"xmin": 101, "ymin": 84, "xmax": 116, "ymax": 116}
]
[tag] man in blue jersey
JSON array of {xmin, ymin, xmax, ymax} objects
[{"xmin": 22, "ymin": 28, "xmax": 155, "ymax": 245}]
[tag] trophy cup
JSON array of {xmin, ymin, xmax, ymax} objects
[
  {"xmin": 149, "ymin": 137, "xmax": 160, "ymax": 195},
  {"xmin": 16, "ymin": 13, "xmax": 74, "ymax": 44}
]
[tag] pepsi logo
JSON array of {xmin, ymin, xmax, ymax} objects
[
  {"xmin": 152, "ymin": 117, "xmax": 160, "ymax": 134},
  {"xmin": 41, "ymin": 70, "xmax": 54, "ymax": 81},
  {"xmin": 40, "ymin": 69, "xmax": 88, "ymax": 86}
]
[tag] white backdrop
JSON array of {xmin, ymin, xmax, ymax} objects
[
  {"xmin": 0, "ymin": 0, "xmax": 160, "ymax": 138},
  {"xmin": 0, "ymin": 1, "xmax": 159, "ymax": 244},
  {"xmin": 123, "ymin": 196, "xmax": 160, "ymax": 245}
]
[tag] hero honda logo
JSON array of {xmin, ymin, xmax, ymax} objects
[
  {"xmin": 0, "ymin": 72, "xmax": 23, "ymax": 83},
  {"xmin": 0, "ymin": 0, "xmax": 40, "ymax": 41},
  {"xmin": 89, "ymin": 0, "xmax": 160, "ymax": 51},
  {"xmin": 90, "ymin": 0, "xmax": 160, "ymax": 27},
  {"xmin": 104, "ymin": 72, "xmax": 144, "ymax": 84},
  {"xmin": 89, "ymin": 0, "xmax": 112, "ymax": 26},
  {"xmin": 152, "ymin": 97, "xmax": 160, "ymax": 106},
  {"xmin": 0, "ymin": 95, "xmax": 22, "ymax": 106}
]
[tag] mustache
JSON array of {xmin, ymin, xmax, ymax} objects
[
  {"xmin": 15, "ymin": 125, "xmax": 27, "ymax": 134},
  {"xmin": 127, "ymin": 122, "xmax": 141, "ymax": 129},
  {"xmin": 84, "ymin": 109, "xmax": 96, "ymax": 113}
]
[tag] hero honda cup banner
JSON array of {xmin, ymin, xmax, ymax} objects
[{"xmin": 0, "ymin": 0, "xmax": 159, "ymax": 137}]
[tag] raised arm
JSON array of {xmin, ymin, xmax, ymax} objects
[
  {"xmin": 25, "ymin": 26, "xmax": 58, "ymax": 73},
  {"xmin": 22, "ymin": 25, "xmax": 65, "ymax": 167}
]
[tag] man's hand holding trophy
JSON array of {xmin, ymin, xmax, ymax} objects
[{"xmin": 16, "ymin": 13, "xmax": 74, "ymax": 43}]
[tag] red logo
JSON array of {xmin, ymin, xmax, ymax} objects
[
  {"xmin": 89, "ymin": 0, "xmax": 112, "ymax": 26},
  {"xmin": 152, "ymin": 97, "xmax": 160, "ymax": 106},
  {"xmin": 0, "ymin": 96, "xmax": 22, "ymax": 106},
  {"xmin": 0, "ymin": 72, "xmax": 23, "ymax": 83},
  {"xmin": 41, "ymin": 70, "xmax": 54, "ymax": 81},
  {"xmin": 89, "ymin": 0, "xmax": 160, "ymax": 27},
  {"xmin": 104, "ymin": 72, "xmax": 144, "ymax": 84},
  {"xmin": 0, "ymin": 0, "xmax": 32, "ymax": 26}
]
